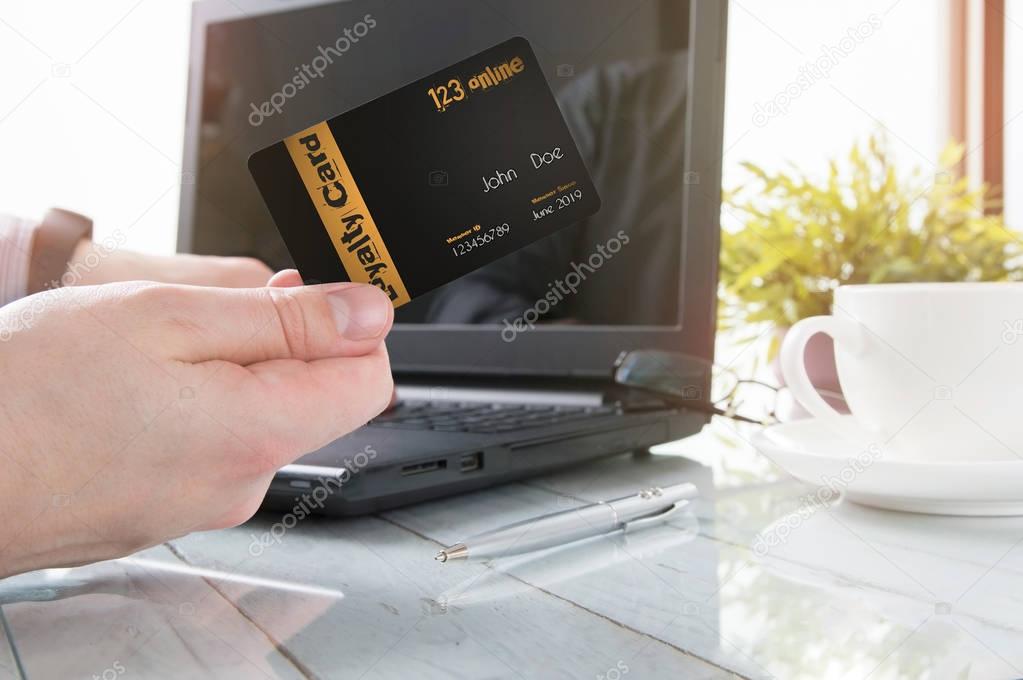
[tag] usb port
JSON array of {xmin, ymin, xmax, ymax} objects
[
  {"xmin": 459, "ymin": 452, "xmax": 483, "ymax": 473},
  {"xmin": 401, "ymin": 460, "xmax": 447, "ymax": 476}
]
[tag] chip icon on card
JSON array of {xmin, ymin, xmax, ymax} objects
[{"xmin": 248, "ymin": 37, "xmax": 600, "ymax": 307}]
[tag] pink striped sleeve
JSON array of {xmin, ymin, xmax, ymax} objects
[{"xmin": 0, "ymin": 214, "xmax": 37, "ymax": 307}]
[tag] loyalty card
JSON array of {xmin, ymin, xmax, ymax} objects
[{"xmin": 248, "ymin": 37, "xmax": 601, "ymax": 307}]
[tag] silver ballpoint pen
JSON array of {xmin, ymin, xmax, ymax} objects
[{"xmin": 435, "ymin": 482, "xmax": 698, "ymax": 562}]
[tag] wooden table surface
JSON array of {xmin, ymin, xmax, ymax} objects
[{"xmin": 2, "ymin": 422, "xmax": 1022, "ymax": 679}]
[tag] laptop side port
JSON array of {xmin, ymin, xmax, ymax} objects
[
  {"xmin": 459, "ymin": 452, "xmax": 483, "ymax": 473},
  {"xmin": 401, "ymin": 459, "xmax": 447, "ymax": 476}
]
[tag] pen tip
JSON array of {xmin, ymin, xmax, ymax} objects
[{"xmin": 435, "ymin": 543, "xmax": 467, "ymax": 562}]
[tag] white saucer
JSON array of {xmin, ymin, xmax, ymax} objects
[{"xmin": 753, "ymin": 416, "xmax": 1023, "ymax": 516}]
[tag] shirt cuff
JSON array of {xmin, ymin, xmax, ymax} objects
[
  {"xmin": 26, "ymin": 208, "xmax": 93, "ymax": 294},
  {"xmin": 0, "ymin": 214, "xmax": 37, "ymax": 307}
]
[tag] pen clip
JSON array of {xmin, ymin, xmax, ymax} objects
[{"xmin": 622, "ymin": 500, "xmax": 689, "ymax": 534}]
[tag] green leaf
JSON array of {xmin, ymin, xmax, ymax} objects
[{"xmin": 719, "ymin": 132, "xmax": 1015, "ymax": 332}]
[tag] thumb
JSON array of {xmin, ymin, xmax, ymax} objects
[{"xmin": 149, "ymin": 282, "xmax": 394, "ymax": 365}]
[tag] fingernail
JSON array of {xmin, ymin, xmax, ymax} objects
[{"xmin": 327, "ymin": 286, "xmax": 391, "ymax": 340}]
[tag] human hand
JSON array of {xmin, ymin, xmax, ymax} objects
[
  {"xmin": 67, "ymin": 238, "xmax": 273, "ymax": 288},
  {"xmin": 0, "ymin": 277, "xmax": 393, "ymax": 578}
]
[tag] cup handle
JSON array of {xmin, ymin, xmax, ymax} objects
[{"xmin": 779, "ymin": 315, "xmax": 867, "ymax": 429}]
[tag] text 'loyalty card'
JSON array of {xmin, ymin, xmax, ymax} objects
[{"xmin": 248, "ymin": 37, "xmax": 601, "ymax": 307}]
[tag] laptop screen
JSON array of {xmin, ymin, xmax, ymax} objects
[{"xmin": 190, "ymin": 0, "xmax": 692, "ymax": 329}]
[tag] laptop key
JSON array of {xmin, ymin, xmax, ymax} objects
[{"xmin": 371, "ymin": 400, "xmax": 620, "ymax": 433}]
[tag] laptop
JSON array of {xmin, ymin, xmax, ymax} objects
[{"xmin": 179, "ymin": 0, "xmax": 728, "ymax": 515}]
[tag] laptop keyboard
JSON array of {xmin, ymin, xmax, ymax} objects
[{"xmin": 371, "ymin": 401, "xmax": 620, "ymax": 434}]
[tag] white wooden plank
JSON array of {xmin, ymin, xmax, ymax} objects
[
  {"xmin": 384, "ymin": 443, "xmax": 1023, "ymax": 679},
  {"xmin": 0, "ymin": 610, "xmax": 21, "ymax": 680},
  {"xmin": 168, "ymin": 512, "xmax": 733, "ymax": 679},
  {"xmin": 0, "ymin": 545, "xmax": 306, "ymax": 679}
]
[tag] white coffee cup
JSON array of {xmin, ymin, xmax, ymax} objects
[{"xmin": 779, "ymin": 283, "xmax": 1023, "ymax": 462}]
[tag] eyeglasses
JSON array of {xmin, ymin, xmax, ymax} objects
[{"xmin": 612, "ymin": 349, "xmax": 788, "ymax": 426}]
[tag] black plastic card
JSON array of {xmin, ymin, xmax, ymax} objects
[{"xmin": 248, "ymin": 37, "xmax": 601, "ymax": 307}]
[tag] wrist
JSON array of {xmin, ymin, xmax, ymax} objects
[
  {"xmin": 27, "ymin": 208, "xmax": 93, "ymax": 294},
  {"xmin": 0, "ymin": 457, "xmax": 131, "ymax": 579},
  {"xmin": 0, "ymin": 401, "xmax": 128, "ymax": 579},
  {"xmin": 67, "ymin": 237, "xmax": 109, "ymax": 286},
  {"xmin": 0, "ymin": 443, "xmax": 52, "ymax": 578}
]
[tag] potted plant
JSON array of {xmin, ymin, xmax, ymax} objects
[{"xmin": 718, "ymin": 135, "xmax": 1022, "ymax": 414}]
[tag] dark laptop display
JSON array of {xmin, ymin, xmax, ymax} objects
[
  {"xmin": 182, "ymin": 0, "xmax": 724, "ymax": 374},
  {"xmin": 180, "ymin": 0, "xmax": 727, "ymax": 514}
]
